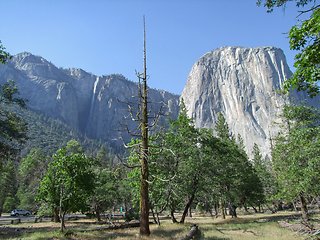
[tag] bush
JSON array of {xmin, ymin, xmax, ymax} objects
[{"xmin": 125, "ymin": 208, "xmax": 139, "ymax": 222}]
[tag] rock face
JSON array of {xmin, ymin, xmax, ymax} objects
[
  {"xmin": 181, "ymin": 46, "xmax": 318, "ymax": 159},
  {"xmin": 0, "ymin": 52, "xmax": 180, "ymax": 145}
]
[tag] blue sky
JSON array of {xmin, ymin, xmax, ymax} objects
[{"xmin": 1, "ymin": 0, "xmax": 311, "ymax": 95}]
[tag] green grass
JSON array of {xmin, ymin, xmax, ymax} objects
[{"xmin": 0, "ymin": 211, "xmax": 312, "ymax": 239}]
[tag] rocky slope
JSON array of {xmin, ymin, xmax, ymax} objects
[
  {"xmin": 181, "ymin": 46, "xmax": 319, "ymax": 158},
  {"xmin": 0, "ymin": 52, "xmax": 180, "ymax": 145}
]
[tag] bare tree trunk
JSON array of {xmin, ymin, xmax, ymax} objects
[
  {"xmin": 299, "ymin": 192, "xmax": 309, "ymax": 220},
  {"xmin": 180, "ymin": 194, "xmax": 195, "ymax": 223},
  {"xmin": 139, "ymin": 16, "xmax": 150, "ymax": 236}
]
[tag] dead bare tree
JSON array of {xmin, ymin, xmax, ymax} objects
[{"xmin": 116, "ymin": 15, "xmax": 170, "ymax": 236}]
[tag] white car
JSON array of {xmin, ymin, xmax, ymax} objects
[{"xmin": 10, "ymin": 209, "xmax": 31, "ymax": 216}]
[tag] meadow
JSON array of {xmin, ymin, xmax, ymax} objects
[{"xmin": 1, "ymin": 210, "xmax": 315, "ymax": 240}]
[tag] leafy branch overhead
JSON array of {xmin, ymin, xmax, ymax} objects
[
  {"xmin": 285, "ymin": 7, "xmax": 320, "ymax": 97},
  {"xmin": 0, "ymin": 41, "xmax": 11, "ymax": 65},
  {"xmin": 0, "ymin": 41, "xmax": 28, "ymax": 160},
  {"xmin": 257, "ymin": 0, "xmax": 320, "ymax": 97}
]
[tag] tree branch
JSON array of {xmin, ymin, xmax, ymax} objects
[{"xmin": 297, "ymin": 4, "xmax": 320, "ymax": 17}]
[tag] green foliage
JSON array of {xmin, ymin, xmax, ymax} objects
[
  {"xmin": 251, "ymin": 144, "xmax": 277, "ymax": 204},
  {"xmin": 0, "ymin": 40, "xmax": 11, "ymax": 65},
  {"xmin": 272, "ymin": 102, "xmax": 320, "ymax": 201},
  {"xmin": 125, "ymin": 208, "xmax": 140, "ymax": 222},
  {"xmin": 0, "ymin": 80, "xmax": 28, "ymax": 160},
  {"xmin": 201, "ymin": 127, "xmax": 264, "ymax": 213},
  {"xmin": 5, "ymin": 104, "xmax": 118, "ymax": 158},
  {"xmin": 0, "ymin": 158, "xmax": 17, "ymax": 215},
  {"xmin": 37, "ymin": 143, "xmax": 95, "ymax": 230},
  {"xmin": 17, "ymin": 149, "xmax": 49, "ymax": 213},
  {"xmin": 215, "ymin": 112, "xmax": 232, "ymax": 141},
  {"xmin": 126, "ymin": 105, "xmax": 265, "ymax": 220},
  {"xmin": 89, "ymin": 168, "xmax": 120, "ymax": 220},
  {"xmin": 256, "ymin": 0, "xmax": 315, "ymax": 12},
  {"xmin": 257, "ymin": 1, "xmax": 320, "ymax": 97},
  {"xmin": 285, "ymin": 7, "xmax": 320, "ymax": 97}
]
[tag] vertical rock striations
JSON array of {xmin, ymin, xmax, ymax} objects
[
  {"xmin": 181, "ymin": 46, "xmax": 317, "ymax": 158},
  {"xmin": 0, "ymin": 52, "xmax": 179, "ymax": 146}
]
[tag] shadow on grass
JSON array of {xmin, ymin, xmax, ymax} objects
[
  {"xmin": 194, "ymin": 229, "xmax": 231, "ymax": 240},
  {"xmin": 151, "ymin": 227, "xmax": 186, "ymax": 239},
  {"xmin": 0, "ymin": 225, "xmax": 139, "ymax": 240}
]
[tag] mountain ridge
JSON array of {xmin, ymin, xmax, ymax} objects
[
  {"xmin": 1, "ymin": 47, "xmax": 317, "ymax": 158},
  {"xmin": 0, "ymin": 52, "xmax": 180, "ymax": 147}
]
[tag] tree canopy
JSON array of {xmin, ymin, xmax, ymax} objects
[
  {"xmin": 272, "ymin": 102, "xmax": 320, "ymax": 219},
  {"xmin": 0, "ymin": 41, "xmax": 28, "ymax": 161},
  {"xmin": 37, "ymin": 144, "xmax": 95, "ymax": 232},
  {"xmin": 257, "ymin": 1, "xmax": 320, "ymax": 97},
  {"xmin": 256, "ymin": 0, "xmax": 316, "ymax": 12},
  {"xmin": 0, "ymin": 41, "xmax": 11, "ymax": 65}
]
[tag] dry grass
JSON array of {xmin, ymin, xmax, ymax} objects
[{"xmin": 0, "ymin": 211, "xmax": 314, "ymax": 239}]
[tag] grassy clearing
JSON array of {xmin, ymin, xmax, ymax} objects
[{"xmin": 0, "ymin": 211, "xmax": 312, "ymax": 239}]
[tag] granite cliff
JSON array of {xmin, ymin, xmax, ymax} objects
[
  {"xmin": 0, "ymin": 52, "xmax": 180, "ymax": 145},
  {"xmin": 181, "ymin": 46, "xmax": 319, "ymax": 158}
]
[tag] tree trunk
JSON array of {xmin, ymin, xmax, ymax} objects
[
  {"xmin": 54, "ymin": 207, "xmax": 60, "ymax": 222},
  {"xmin": 316, "ymin": 196, "xmax": 320, "ymax": 210},
  {"xmin": 243, "ymin": 203, "xmax": 248, "ymax": 213},
  {"xmin": 139, "ymin": 16, "xmax": 150, "ymax": 236},
  {"xmin": 292, "ymin": 199, "xmax": 298, "ymax": 212},
  {"xmin": 156, "ymin": 211, "xmax": 160, "ymax": 226},
  {"xmin": 299, "ymin": 192, "xmax": 309, "ymax": 220},
  {"xmin": 180, "ymin": 194, "xmax": 195, "ymax": 223},
  {"xmin": 266, "ymin": 204, "xmax": 276, "ymax": 213},
  {"xmin": 188, "ymin": 205, "xmax": 192, "ymax": 217},
  {"xmin": 250, "ymin": 204, "xmax": 258, "ymax": 213},
  {"xmin": 214, "ymin": 204, "xmax": 218, "ymax": 216},
  {"xmin": 60, "ymin": 211, "xmax": 66, "ymax": 232},
  {"xmin": 229, "ymin": 204, "xmax": 237, "ymax": 218},
  {"xmin": 170, "ymin": 207, "xmax": 178, "ymax": 223},
  {"xmin": 0, "ymin": 205, "xmax": 3, "ymax": 217},
  {"xmin": 95, "ymin": 205, "xmax": 101, "ymax": 221},
  {"xmin": 150, "ymin": 205, "xmax": 160, "ymax": 225},
  {"xmin": 220, "ymin": 200, "xmax": 225, "ymax": 219}
]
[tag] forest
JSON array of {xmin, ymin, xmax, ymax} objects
[{"xmin": 0, "ymin": 0, "xmax": 320, "ymax": 238}]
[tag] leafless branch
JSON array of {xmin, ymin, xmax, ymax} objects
[
  {"xmin": 150, "ymin": 104, "xmax": 165, "ymax": 127},
  {"xmin": 117, "ymin": 122, "xmax": 142, "ymax": 138},
  {"xmin": 150, "ymin": 172, "xmax": 178, "ymax": 182},
  {"xmin": 297, "ymin": 4, "xmax": 320, "ymax": 17},
  {"xmin": 116, "ymin": 154, "xmax": 141, "ymax": 169}
]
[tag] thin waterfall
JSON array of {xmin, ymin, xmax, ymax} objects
[{"xmin": 85, "ymin": 76, "xmax": 100, "ymax": 134}]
